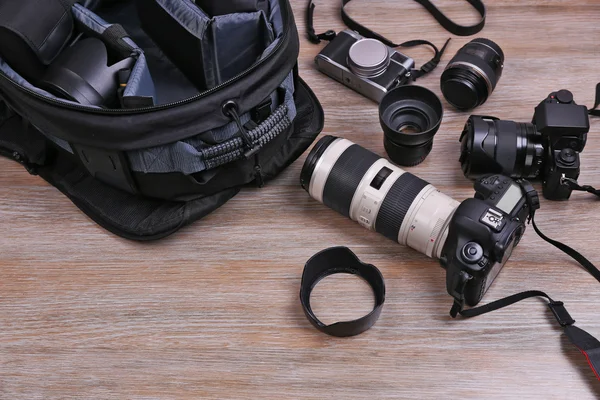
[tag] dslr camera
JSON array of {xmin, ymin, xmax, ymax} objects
[
  {"xmin": 301, "ymin": 136, "xmax": 539, "ymax": 310},
  {"xmin": 460, "ymin": 90, "xmax": 590, "ymax": 200},
  {"xmin": 315, "ymin": 30, "xmax": 415, "ymax": 103}
]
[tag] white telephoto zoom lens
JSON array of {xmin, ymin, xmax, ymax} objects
[{"xmin": 301, "ymin": 137, "xmax": 459, "ymax": 259}]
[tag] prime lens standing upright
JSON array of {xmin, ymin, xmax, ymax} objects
[{"xmin": 441, "ymin": 38, "xmax": 504, "ymax": 110}]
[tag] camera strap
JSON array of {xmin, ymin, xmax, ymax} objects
[
  {"xmin": 451, "ymin": 183, "xmax": 600, "ymax": 380},
  {"xmin": 561, "ymin": 177, "xmax": 600, "ymax": 198},
  {"xmin": 306, "ymin": 0, "xmax": 460, "ymax": 80},
  {"xmin": 457, "ymin": 291, "xmax": 600, "ymax": 381},
  {"xmin": 588, "ymin": 82, "xmax": 600, "ymax": 117}
]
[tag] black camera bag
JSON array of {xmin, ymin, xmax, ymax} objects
[{"xmin": 0, "ymin": 0, "xmax": 324, "ymax": 240}]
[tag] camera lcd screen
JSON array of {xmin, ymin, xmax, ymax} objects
[{"xmin": 496, "ymin": 183, "xmax": 522, "ymax": 214}]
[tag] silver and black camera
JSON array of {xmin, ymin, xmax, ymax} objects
[{"xmin": 315, "ymin": 30, "xmax": 415, "ymax": 103}]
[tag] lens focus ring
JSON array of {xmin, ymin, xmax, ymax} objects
[
  {"xmin": 323, "ymin": 145, "xmax": 381, "ymax": 217},
  {"xmin": 375, "ymin": 173, "xmax": 429, "ymax": 241}
]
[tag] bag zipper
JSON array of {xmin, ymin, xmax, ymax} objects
[{"xmin": 0, "ymin": 0, "xmax": 291, "ymax": 115}]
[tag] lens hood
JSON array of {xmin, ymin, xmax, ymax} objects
[
  {"xmin": 379, "ymin": 86, "xmax": 443, "ymax": 166},
  {"xmin": 379, "ymin": 86, "xmax": 443, "ymax": 147}
]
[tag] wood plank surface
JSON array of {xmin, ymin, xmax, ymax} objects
[{"xmin": 1, "ymin": 1, "xmax": 600, "ymax": 398}]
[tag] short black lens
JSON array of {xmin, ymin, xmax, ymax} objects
[
  {"xmin": 459, "ymin": 116, "xmax": 544, "ymax": 179},
  {"xmin": 379, "ymin": 86, "xmax": 443, "ymax": 166},
  {"xmin": 441, "ymin": 38, "xmax": 504, "ymax": 110}
]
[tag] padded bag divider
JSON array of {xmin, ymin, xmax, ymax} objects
[
  {"xmin": 0, "ymin": 0, "xmax": 75, "ymax": 83},
  {"xmin": 136, "ymin": 0, "xmax": 273, "ymax": 91},
  {"xmin": 195, "ymin": 0, "xmax": 269, "ymax": 16}
]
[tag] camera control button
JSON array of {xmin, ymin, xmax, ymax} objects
[
  {"xmin": 478, "ymin": 257, "xmax": 489, "ymax": 269},
  {"xmin": 461, "ymin": 242, "xmax": 484, "ymax": 264},
  {"xmin": 559, "ymin": 148, "xmax": 577, "ymax": 165},
  {"xmin": 556, "ymin": 89, "xmax": 574, "ymax": 104}
]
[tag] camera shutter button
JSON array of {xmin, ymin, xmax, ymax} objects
[{"xmin": 461, "ymin": 242, "xmax": 484, "ymax": 264}]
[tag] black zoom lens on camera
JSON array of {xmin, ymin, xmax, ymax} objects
[
  {"xmin": 460, "ymin": 116, "xmax": 544, "ymax": 179},
  {"xmin": 460, "ymin": 90, "xmax": 590, "ymax": 200},
  {"xmin": 441, "ymin": 38, "xmax": 504, "ymax": 111},
  {"xmin": 379, "ymin": 86, "xmax": 443, "ymax": 167}
]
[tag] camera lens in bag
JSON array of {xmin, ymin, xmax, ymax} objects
[
  {"xmin": 379, "ymin": 86, "xmax": 443, "ymax": 166},
  {"xmin": 301, "ymin": 136, "xmax": 459, "ymax": 259},
  {"xmin": 441, "ymin": 38, "xmax": 504, "ymax": 110},
  {"xmin": 39, "ymin": 38, "xmax": 135, "ymax": 107}
]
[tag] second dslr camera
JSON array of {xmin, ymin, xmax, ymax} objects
[
  {"xmin": 315, "ymin": 30, "xmax": 415, "ymax": 103},
  {"xmin": 460, "ymin": 90, "xmax": 590, "ymax": 200}
]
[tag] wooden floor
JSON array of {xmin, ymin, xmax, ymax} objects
[{"xmin": 1, "ymin": 1, "xmax": 600, "ymax": 398}]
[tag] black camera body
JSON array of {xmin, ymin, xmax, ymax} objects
[
  {"xmin": 460, "ymin": 90, "xmax": 590, "ymax": 201},
  {"xmin": 441, "ymin": 175, "xmax": 538, "ymax": 309},
  {"xmin": 533, "ymin": 90, "xmax": 590, "ymax": 200}
]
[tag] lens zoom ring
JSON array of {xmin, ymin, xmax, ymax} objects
[
  {"xmin": 323, "ymin": 145, "xmax": 381, "ymax": 218},
  {"xmin": 375, "ymin": 173, "xmax": 429, "ymax": 241}
]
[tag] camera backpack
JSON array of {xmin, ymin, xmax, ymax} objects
[{"xmin": 0, "ymin": 0, "xmax": 324, "ymax": 240}]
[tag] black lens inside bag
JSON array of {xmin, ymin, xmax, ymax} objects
[{"xmin": 379, "ymin": 86, "xmax": 443, "ymax": 166}]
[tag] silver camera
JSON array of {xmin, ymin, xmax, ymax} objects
[{"xmin": 315, "ymin": 30, "xmax": 415, "ymax": 103}]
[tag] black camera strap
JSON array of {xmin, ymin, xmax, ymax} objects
[
  {"xmin": 458, "ymin": 291, "xmax": 600, "ymax": 380},
  {"xmin": 451, "ymin": 184, "xmax": 600, "ymax": 381},
  {"xmin": 307, "ymin": 0, "xmax": 486, "ymax": 42},
  {"xmin": 306, "ymin": 0, "xmax": 461, "ymax": 81},
  {"xmin": 588, "ymin": 82, "xmax": 600, "ymax": 117}
]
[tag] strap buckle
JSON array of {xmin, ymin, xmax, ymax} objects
[
  {"xmin": 316, "ymin": 30, "xmax": 337, "ymax": 42},
  {"xmin": 548, "ymin": 301, "xmax": 576, "ymax": 327}
]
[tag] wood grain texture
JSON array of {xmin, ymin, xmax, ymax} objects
[{"xmin": 1, "ymin": 1, "xmax": 600, "ymax": 398}]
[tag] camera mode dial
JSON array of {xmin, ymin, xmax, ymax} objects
[{"xmin": 555, "ymin": 89, "xmax": 574, "ymax": 104}]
